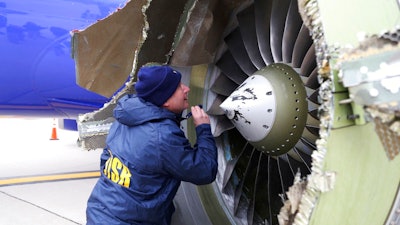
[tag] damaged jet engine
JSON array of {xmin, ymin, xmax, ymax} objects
[{"xmin": 72, "ymin": 0, "xmax": 400, "ymax": 224}]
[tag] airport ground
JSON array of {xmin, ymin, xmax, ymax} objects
[{"xmin": 0, "ymin": 117, "xmax": 102, "ymax": 225}]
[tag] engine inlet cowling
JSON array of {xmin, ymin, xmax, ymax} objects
[{"xmin": 220, "ymin": 63, "xmax": 308, "ymax": 156}]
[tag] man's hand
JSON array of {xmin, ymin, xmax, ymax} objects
[{"xmin": 191, "ymin": 105, "xmax": 210, "ymax": 127}]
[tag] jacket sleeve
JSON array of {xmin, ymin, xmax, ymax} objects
[{"xmin": 159, "ymin": 123, "xmax": 218, "ymax": 185}]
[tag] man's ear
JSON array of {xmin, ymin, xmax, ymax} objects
[{"xmin": 162, "ymin": 100, "xmax": 170, "ymax": 108}]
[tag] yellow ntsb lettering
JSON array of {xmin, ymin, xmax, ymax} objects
[{"xmin": 103, "ymin": 156, "xmax": 131, "ymax": 188}]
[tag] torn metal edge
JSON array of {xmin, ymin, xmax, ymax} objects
[
  {"xmin": 76, "ymin": 0, "xmax": 152, "ymax": 151},
  {"xmin": 289, "ymin": 0, "xmax": 337, "ymax": 224}
]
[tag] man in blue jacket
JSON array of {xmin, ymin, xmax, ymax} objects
[{"xmin": 86, "ymin": 65, "xmax": 218, "ymax": 225}]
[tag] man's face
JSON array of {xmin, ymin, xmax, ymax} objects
[{"xmin": 163, "ymin": 82, "xmax": 190, "ymax": 114}]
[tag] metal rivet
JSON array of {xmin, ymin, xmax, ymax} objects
[
  {"xmin": 369, "ymin": 88, "xmax": 379, "ymax": 97},
  {"xmin": 360, "ymin": 66, "xmax": 368, "ymax": 74}
]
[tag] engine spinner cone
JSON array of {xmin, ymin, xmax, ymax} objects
[{"xmin": 220, "ymin": 63, "xmax": 308, "ymax": 156}]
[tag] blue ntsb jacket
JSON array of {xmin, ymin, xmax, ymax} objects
[{"xmin": 86, "ymin": 94, "xmax": 218, "ymax": 225}]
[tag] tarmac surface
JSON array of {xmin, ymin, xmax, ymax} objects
[{"xmin": 0, "ymin": 117, "xmax": 102, "ymax": 225}]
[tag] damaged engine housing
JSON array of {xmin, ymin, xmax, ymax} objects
[{"xmin": 72, "ymin": 0, "xmax": 400, "ymax": 224}]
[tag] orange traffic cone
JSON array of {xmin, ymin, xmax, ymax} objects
[{"xmin": 50, "ymin": 119, "xmax": 59, "ymax": 140}]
